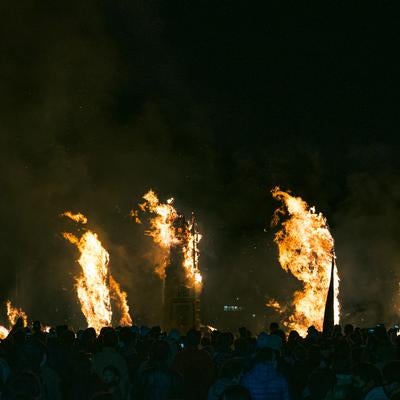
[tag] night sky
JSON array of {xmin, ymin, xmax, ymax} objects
[{"xmin": 1, "ymin": 2, "xmax": 399, "ymax": 330}]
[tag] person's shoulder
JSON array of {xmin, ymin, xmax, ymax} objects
[{"xmin": 365, "ymin": 386, "xmax": 390, "ymax": 400}]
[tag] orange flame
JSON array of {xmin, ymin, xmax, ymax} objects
[
  {"xmin": 63, "ymin": 212, "xmax": 132, "ymax": 332},
  {"xmin": 63, "ymin": 229, "xmax": 112, "ymax": 333},
  {"xmin": 134, "ymin": 190, "xmax": 202, "ymax": 290},
  {"xmin": 271, "ymin": 187, "xmax": 340, "ymax": 336},
  {"xmin": 0, "ymin": 325, "xmax": 8, "ymax": 340},
  {"xmin": 62, "ymin": 211, "xmax": 88, "ymax": 224},
  {"xmin": 7, "ymin": 300, "xmax": 28, "ymax": 328},
  {"xmin": 109, "ymin": 275, "xmax": 133, "ymax": 326},
  {"xmin": 266, "ymin": 298, "xmax": 284, "ymax": 314}
]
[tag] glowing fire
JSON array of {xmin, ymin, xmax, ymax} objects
[
  {"xmin": 0, "ymin": 300, "xmax": 28, "ymax": 339},
  {"xmin": 134, "ymin": 190, "xmax": 202, "ymax": 290},
  {"xmin": 63, "ymin": 229, "xmax": 112, "ymax": 332},
  {"xmin": 7, "ymin": 300, "xmax": 28, "ymax": 327},
  {"xmin": 63, "ymin": 211, "xmax": 132, "ymax": 332},
  {"xmin": 266, "ymin": 298, "xmax": 284, "ymax": 314},
  {"xmin": 109, "ymin": 275, "xmax": 132, "ymax": 326},
  {"xmin": 62, "ymin": 211, "xmax": 88, "ymax": 224},
  {"xmin": 0, "ymin": 326, "xmax": 8, "ymax": 340},
  {"xmin": 271, "ymin": 187, "xmax": 340, "ymax": 336}
]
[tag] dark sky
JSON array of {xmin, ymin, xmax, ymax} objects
[{"xmin": 1, "ymin": 1, "xmax": 399, "ymax": 330}]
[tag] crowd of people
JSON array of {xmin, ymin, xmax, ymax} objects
[{"xmin": 1, "ymin": 318, "xmax": 400, "ymax": 400}]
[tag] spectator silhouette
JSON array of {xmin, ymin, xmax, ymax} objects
[
  {"xmin": 173, "ymin": 329, "xmax": 215, "ymax": 400},
  {"xmin": 242, "ymin": 345, "xmax": 289, "ymax": 400}
]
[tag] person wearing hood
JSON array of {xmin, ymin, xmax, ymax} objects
[{"xmin": 241, "ymin": 333, "xmax": 289, "ymax": 400}]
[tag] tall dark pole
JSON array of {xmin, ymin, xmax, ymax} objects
[{"xmin": 323, "ymin": 255, "xmax": 335, "ymax": 335}]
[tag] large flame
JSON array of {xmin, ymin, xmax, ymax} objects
[
  {"xmin": 63, "ymin": 211, "xmax": 132, "ymax": 332},
  {"xmin": 63, "ymin": 229, "xmax": 112, "ymax": 333},
  {"xmin": 109, "ymin": 275, "xmax": 132, "ymax": 326},
  {"xmin": 134, "ymin": 190, "xmax": 202, "ymax": 290},
  {"xmin": 271, "ymin": 187, "xmax": 340, "ymax": 336},
  {"xmin": 7, "ymin": 300, "xmax": 28, "ymax": 327},
  {"xmin": 183, "ymin": 218, "xmax": 203, "ymax": 286}
]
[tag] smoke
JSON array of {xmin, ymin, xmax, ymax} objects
[
  {"xmin": 333, "ymin": 171, "xmax": 400, "ymax": 326},
  {"xmin": 0, "ymin": 2, "xmax": 398, "ymax": 331},
  {"xmin": 0, "ymin": 1, "xmax": 215, "ymax": 326}
]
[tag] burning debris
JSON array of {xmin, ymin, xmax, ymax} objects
[
  {"xmin": 62, "ymin": 212, "xmax": 132, "ymax": 332},
  {"xmin": 266, "ymin": 298, "xmax": 285, "ymax": 314},
  {"xmin": 271, "ymin": 187, "xmax": 340, "ymax": 336},
  {"xmin": 133, "ymin": 190, "xmax": 202, "ymax": 291},
  {"xmin": 0, "ymin": 300, "xmax": 28, "ymax": 339},
  {"xmin": 7, "ymin": 300, "xmax": 27, "ymax": 328}
]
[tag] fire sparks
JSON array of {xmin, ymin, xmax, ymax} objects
[
  {"xmin": 7, "ymin": 300, "xmax": 28, "ymax": 327},
  {"xmin": 63, "ymin": 211, "xmax": 132, "ymax": 332},
  {"xmin": 271, "ymin": 187, "xmax": 340, "ymax": 336},
  {"xmin": 62, "ymin": 211, "xmax": 88, "ymax": 224},
  {"xmin": 109, "ymin": 275, "xmax": 132, "ymax": 326},
  {"xmin": 134, "ymin": 190, "xmax": 202, "ymax": 290},
  {"xmin": 266, "ymin": 298, "xmax": 284, "ymax": 314}
]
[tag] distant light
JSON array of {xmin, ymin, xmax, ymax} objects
[
  {"xmin": 252, "ymin": 314, "xmax": 256, "ymax": 318},
  {"xmin": 224, "ymin": 305, "xmax": 243, "ymax": 312}
]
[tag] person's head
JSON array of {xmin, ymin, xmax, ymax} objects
[
  {"xmin": 119, "ymin": 327, "xmax": 136, "ymax": 347},
  {"xmin": 333, "ymin": 325, "xmax": 342, "ymax": 337},
  {"xmin": 101, "ymin": 328, "xmax": 117, "ymax": 348},
  {"xmin": 344, "ymin": 324, "xmax": 354, "ymax": 336},
  {"xmin": 234, "ymin": 337, "xmax": 248, "ymax": 355},
  {"xmin": 217, "ymin": 332, "xmax": 234, "ymax": 351},
  {"xmin": 168, "ymin": 329, "xmax": 180, "ymax": 343},
  {"xmin": 256, "ymin": 332, "xmax": 282, "ymax": 355},
  {"xmin": 353, "ymin": 362, "xmax": 383, "ymax": 393},
  {"xmin": 222, "ymin": 385, "xmax": 251, "ymax": 400},
  {"xmin": 269, "ymin": 322, "xmax": 279, "ymax": 334},
  {"xmin": 308, "ymin": 368, "xmax": 336, "ymax": 400},
  {"xmin": 150, "ymin": 326, "xmax": 161, "ymax": 339},
  {"xmin": 149, "ymin": 340, "xmax": 171, "ymax": 366},
  {"xmin": 186, "ymin": 329, "xmax": 201, "ymax": 348},
  {"xmin": 32, "ymin": 321, "xmax": 41, "ymax": 334},
  {"xmin": 59, "ymin": 329, "xmax": 75, "ymax": 347},
  {"xmin": 238, "ymin": 327, "xmax": 247, "ymax": 339},
  {"xmin": 102, "ymin": 365, "xmax": 120, "ymax": 387},
  {"xmin": 14, "ymin": 317, "xmax": 25, "ymax": 330},
  {"xmin": 307, "ymin": 326, "xmax": 318, "ymax": 337},
  {"xmin": 81, "ymin": 327, "xmax": 97, "ymax": 347},
  {"xmin": 288, "ymin": 330, "xmax": 300, "ymax": 344}
]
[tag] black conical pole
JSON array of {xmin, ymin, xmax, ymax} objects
[{"xmin": 323, "ymin": 255, "xmax": 335, "ymax": 335}]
